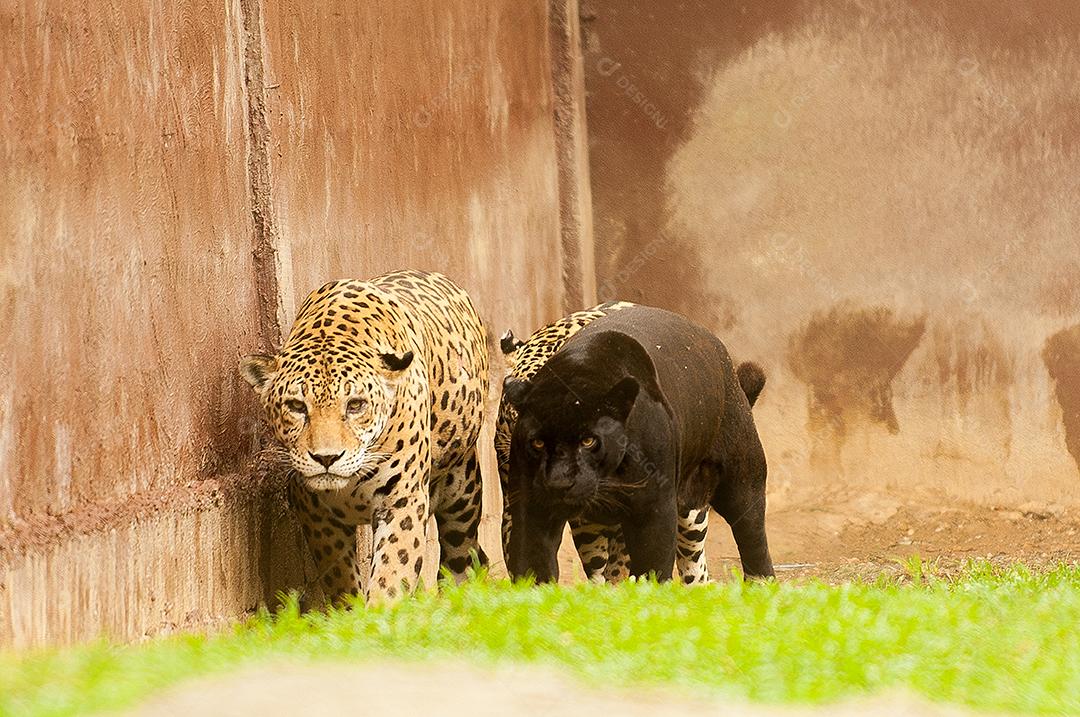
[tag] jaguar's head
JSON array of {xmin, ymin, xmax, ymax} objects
[
  {"xmin": 503, "ymin": 370, "xmax": 638, "ymax": 512},
  {"xmin": 240, "ymin": 346, "xmax": 413, "ymax": 491}
]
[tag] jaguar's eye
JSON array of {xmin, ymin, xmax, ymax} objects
[
  {"xmin": 284, "ymin": 399, "xmax": 307, "ymax": 415},
  {"xmin": 530, "ymin": 438, "xmax": 545, "ymax": 451},
  {"xmin": 580, "ymin": 436, "xmax": 597, "ymax": 449},
  {"xmin": 346, "ymin": 398, "xmax": 368, "ymax": 415}
]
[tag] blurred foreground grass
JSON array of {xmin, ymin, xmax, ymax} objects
[{"xmin": 3, "ymin": 561, "xmax": 1079, "ymax": 716}]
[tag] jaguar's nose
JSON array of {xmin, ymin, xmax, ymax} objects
[
  {"xmin": 309, "ymin": 451, "xmax": 344, "ymax": 469},
  {"xmin": 542, "ymin": 476, "xmax": 574, "ymax": 492}
]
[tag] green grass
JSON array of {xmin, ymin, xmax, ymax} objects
[{"xmin": 3, "ymin": 562, "xmax": 1080, "ymax": 716}]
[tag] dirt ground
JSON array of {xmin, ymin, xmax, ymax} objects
[
  {"xmin": 129, "ymin": 663, "xmax": 983, "ymax": 717},
  {"xmin": 542, "ymin": 485, "xmax": 1078, "ymax": 583},
  {"xmin": 700, "ymin": 486, "xmax": 1077, "ymax": 583}
]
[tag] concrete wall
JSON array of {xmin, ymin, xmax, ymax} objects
[
  {"xmin": 0, "ymin": 0, "xmax": 589, "ymax": 646},
  {"xmin": 582, "ymin": 0, "xmax": 1080, "ymax": 506}
]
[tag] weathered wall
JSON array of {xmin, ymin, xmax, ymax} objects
[
  {"xmin": 0, "ymin": 0, "xmax": 587, "ymax": 646},
  {"xmin": 583, "ymin": 0, "xmax": 1080, "ymax": 506}
]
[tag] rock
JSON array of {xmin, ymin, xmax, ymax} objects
[{"xmin": 1018, "ymin": 502, "xmax": 1065, "ymax": 520}]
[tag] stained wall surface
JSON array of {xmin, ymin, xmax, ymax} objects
[
  {"xmin": 582, "ymin": 0, "xmax": 1080, "ymax": 506},
  {"xmin": 0, "ymin": 0, "xmax": 580, "ymax": 646}
]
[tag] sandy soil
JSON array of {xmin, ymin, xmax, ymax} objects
[
  {"xmin": 530, "ymin": 485, "xmax": 1078, "ymax": 584},
  {"xmin": 714, "ymin": 486, "xmax": 1077, "ymax": 584},
  {"xmin": 128, "ymin": 662, "xmax": 983, "ymax": 717}
]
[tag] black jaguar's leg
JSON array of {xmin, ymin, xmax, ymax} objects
[
  {"xmin": 712, "ymin": 477, "xmax": 774, "ymax": 579},
  {"xmin": 508, "ymin": 502, "xmax": 564, "ymax": 583},
  {"xmin": 620, "ymin": 505, "xmax": 678, "ymax": 581},
  {"xmin": 434, "ymin": 450, "xmax": 488, "ymax": 581}
]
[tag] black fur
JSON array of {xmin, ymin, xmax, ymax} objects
[
  {"xmin": 500, "ymin": 329, "xmax": 525, "ymax": 355},
  {"xmin": 380, "ymin": 350, "xmax": 414, "ymax": 372},
  {"xmin": 504, "ymin": 305, "xmax": 774, "ymax": 582},
  {"xmin": 737, "ymin": 361, "xmax": 766, "ymax": 407}
]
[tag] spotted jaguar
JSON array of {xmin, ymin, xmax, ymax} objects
[{"xmin": 241, "ymin": 270, "xmax": 488, "ymax": 604}]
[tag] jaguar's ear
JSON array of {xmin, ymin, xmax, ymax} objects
[
  {"xmin": 380, "ymin": 350, "xmax": 414, "ymax": 373},
  {"xmin": 239, "ymin": 354, "xmax": 279, "ymax": 392},
  {"xmin": 602, "ymin": 376, "xmax": 639, "ymax": 421},
  {"xmin": 500, "ymin": 329, "xmax": 524, "ymax": 355},
  {"xmin": 502, "ymin": 376, "xmax": 533, "ymax": 408}
]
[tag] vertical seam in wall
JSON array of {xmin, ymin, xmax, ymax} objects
[
  {"xmin": 239, "ymin": 0, "xmax": 286, "ymax": 600},
  {"xmin": 549, "ymin": 0, "xmax": 598, "ymax": 312},
  {"xmin": 240, "ymin": 0, "xmax": 284, "ymax": 350}
]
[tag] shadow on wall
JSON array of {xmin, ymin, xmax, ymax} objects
[
  {"xmin": 1044, "ymin": 326, "xmax": 1080, "ymax": 472},
  {"xmin": 587, "ymin": 0, "xmax": 1080, "ymax": 500},
  {"xmin": 788, "ymin": 305, "xmax": 926, "ymax": 439},
  {"xmin": 582, "ymin": 0, "xmax": 813, "ymax": 321}
]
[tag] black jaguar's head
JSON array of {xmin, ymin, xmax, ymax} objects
[{"xmin": 505, "ymin": 371, "xmax": 639, "ymax": 511}]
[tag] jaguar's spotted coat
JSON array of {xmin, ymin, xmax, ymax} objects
[{"xmin": 241, "ymin": 270, "xmax": 488, "ymax": 604}]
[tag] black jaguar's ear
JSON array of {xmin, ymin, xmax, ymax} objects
[
  {"xmin": 502, "ymin": 376, "xmax": 533, "ymax": 407},
  {"xmin": 380, "ymin": 350, "xmax": 414, "ymax": 372},
  {"xmin": 602, "ymin": 376, "xmax": 640, "ymax": 421},
  {"xmin": 500, "ymin": 330, "xmax": 525, "ymax": 355},
  {"xmin": 239, "ymin": 354, "xmax": 279, "ymax": 391}
]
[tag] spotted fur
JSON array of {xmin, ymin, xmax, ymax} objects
[
  {"xmin": 242, "ymin": 270, "xmax": 488, "ymax": 604},
  {"xmin": 676, "ymin": 508, "xmax": 710, "ymax": 585},
  {"xmin": 496, "ymin": 302, "xmax": 712, "ymax": 584}
]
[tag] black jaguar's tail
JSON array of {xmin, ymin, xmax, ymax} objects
[{"xmin": 736, "ymin": 361, "xmax": 766, "ymax": 408}]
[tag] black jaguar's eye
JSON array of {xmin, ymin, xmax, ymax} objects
[
  {"xmin": 530, "ymin": 438, "xmax": 545, "ymax": 451},
  {"xmin": 580, "ymin": 436, "xmax": 597, "ymax": 449},
  {"xmin": 346, "ymin": 398, "xmax": 368, "ymax": 415},
  {"xmin": 284, "ymin": 399, "xmax": 307, "ymax": 415}
]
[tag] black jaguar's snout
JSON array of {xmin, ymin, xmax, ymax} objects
[
  {"xmin": 310, "ymin": 451, "xmax": 344, "ymax": 469},
  {"xmin": 539, "ymin": 472, "xmax": 590, "ymax": 505},
  {"xmin": 541, "ymin": 476, "xmax": 575, "ymax": 493}
]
